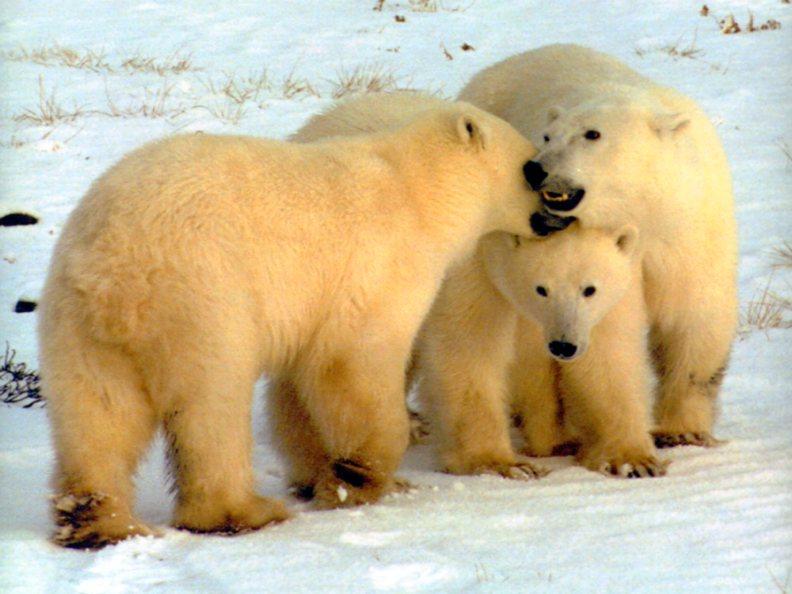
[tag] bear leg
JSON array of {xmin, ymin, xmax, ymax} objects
[
  {"xmin": 298, "ymin": 353, "xmax": 411, "ymax": 509},
  {"xmin": 163, "ymin": 368, "xmax": 290, "ymax": 534},
  {"xmin": 420, "ymin": 304, "xmax": 547, "ymax": 480},
  {"xmin": 45, "ymin": 337, "xmax": 159, "ymax": 549},
  {"xmin": 562, "ymin": 326, "xmax": 667, "ymax": 479},
  {"xmin": 511, "ymin": 330, "xmax": 573, "ymax": 457},
  {"xmin": 267, "ymin": 378, "xmax": 330, "ymax": 499},
  {"xmin": 651, "ymin": 324, "xmax": 731, "ymax": 448}
]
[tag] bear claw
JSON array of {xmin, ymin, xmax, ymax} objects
[
  {"xmin": 474, "ymin": 456, "xmax": 549, "ymax": 481},
  {"xmin": 653, "ymin": 431, "xmax": 726, "ymax": 449}
]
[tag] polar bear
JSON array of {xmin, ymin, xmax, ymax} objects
[
  {"xmin": 458, "ymin": 44, "xmax": 738, "ymax": 448},
  {"xmin": 420, "ymin": 223, "xmax": 668, "ymax": 478},
  {"xmin": 38, "ymin": 103, "xmax": 542, "ymax": 548}
]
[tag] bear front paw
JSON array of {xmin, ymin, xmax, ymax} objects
[
  {"xmin": 580, "ymin": 448, "xmax": 670, "ymax": 478},
  {"xmin": 174, "ymin": 495, "xmax": 291, "ymax": 535},
  {"xmin": 312, "ymin": 459, "xmax": 394, "ymax": 509},
  {"xmin": 653, "ymin": 431, "xmax": 726, "ymax": 449},
  {"xmin": 449, "ymin": 455, "xmax": 549, "ymax": 481}
]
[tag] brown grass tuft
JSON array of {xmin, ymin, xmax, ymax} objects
[
  {"xmin": 281, "ymin": 70, "xmax": 320, "ymax": 100},
  {"xmin": 740, "ymin": 279, "xmax": 792, "ymax": 334},
  {"xmin": 200, "ymin": 69, "xmax": 272, "ymax": 104},
  {"xmin": 329, "ymin": 64, "xmax": 402, "ymax": 99},
  {"xmin": 101, "ymin": 80, "xmax": 185, "ymax": 120},
  {"xmin": 2, "ymin": 44, "xmax": 112, "ymax": 72},
  {"xmin": 120, "ymin": 51, "xmax": 197, "ymax": 76},
  {"xmin": 13, "ymin": 75, "xmax": 85, "ymax": 125},
  {"xmin": 771, "ymin": 241, "xmax": 792, "ymax": 269}
]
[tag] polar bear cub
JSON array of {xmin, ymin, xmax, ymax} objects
[
  {"xmin": 420, "ymin": 223, "xmax": 668, "ymax": 478},
  {"xmin": 39, "ymin": 103, "xmax": 542, "ymax": 548}
]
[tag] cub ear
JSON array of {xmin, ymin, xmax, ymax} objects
[
  {"xmin": 456, "ymin": 113, "xmax": 488, "ymax": 150},
  {"xmin": 547, "ymin": 106, "xmax": 565, "ymax": 123},
  {"xmin": 615, "ymin": 224, "xmax": 639, "ymax": 257},
  {"xmin": 651, "ymin": 111, "xmax": 690, "ymax": 138}
]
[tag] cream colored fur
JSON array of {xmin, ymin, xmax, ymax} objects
[
  {"xmin": 38, "ymin": 103, "xmax": 541, "ymax": 548},
  {"xmin": 420, "ymin": 224, "xmax": 667, "ymax": 478},
  {"xmin": 459, "ymin": 44, "xmax": 738, "ymax": 447}
]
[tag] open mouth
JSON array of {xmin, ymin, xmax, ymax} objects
[
  {"xmin": 540, "ymin": 188, "xmax": 585, "ymax": 212},
  {"xmin": 529, "ymin": 210, "xmax": 575, "ymax": 237}
]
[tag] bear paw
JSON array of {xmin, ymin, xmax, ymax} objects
[
  {"xmin": 653, "ymin": 431, "xmax": 726, "ymax": 449},
  {"xmin": 52, "ymin": 493, "xmax": 160, "ymax": 550},
  {"xmin": 312, "ymin": 459, "xmax": 393, "ymax": 509},
  {"xmin": 460, "ymin": 455, "xmax": 549, "ymax": 481},
  {"xmin": 582, "ymin": 453, "xmax": 670, "ymax": 479},
  {"xmin": 174, "ymin": 495, "xmax": 291, "ymax": 535}
]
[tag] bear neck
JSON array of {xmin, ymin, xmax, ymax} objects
[{"xmin": 373, "ymin": 136, "xmax": 493, "ymax": 266}]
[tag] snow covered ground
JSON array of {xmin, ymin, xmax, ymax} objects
[{"xmin": 1, "ymin": 1, "xmax": 790, "ymax": 592}]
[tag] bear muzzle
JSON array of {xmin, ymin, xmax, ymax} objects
[
  {"xmin": 540, "ymin": 187, "xmax": 585, "ymax": 213},
  {"xmin": 547, "ymin": 340, "xmax": 579, "ymax": 361}
]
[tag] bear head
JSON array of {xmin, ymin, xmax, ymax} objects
[
  {"xmin": 523, "ymin": 96, "xmax": 690, "ymax": 229},
  {"xmin": 481, "ymin": 222, "xmax": 639, "ymax": 361},
  {"xmin": 403, "ymin": 103, "xmax": 551, "ymax": 238}
]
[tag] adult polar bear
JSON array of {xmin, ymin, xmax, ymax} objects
[
  {"xmin": 39, "ymin": 104, "xmax": 542, "ymax": 548},
  {"xmin": 459, "ymin": 44, "xmax": 738, "ymax": 446}
]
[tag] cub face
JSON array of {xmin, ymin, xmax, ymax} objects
[
  {"xmin": 482, "ymin": 223, "xmax": 639, "ymax": 361},
  {"xmin": 522, "ymin": 99, "xmax": 691, "ymax": 225}
]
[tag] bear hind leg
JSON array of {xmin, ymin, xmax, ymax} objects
[
  {"xmin": 267, "ymin": 378, "xmax": 329, "ymax": 500},
  {"xmin": 46, "ymin": 339, "xmax": 159, "ymax": 549},
  {"xmin": 298, "ymin": 352, "xmax": 411, "ymax": 509}
]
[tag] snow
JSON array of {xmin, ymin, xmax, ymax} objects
[{"xmin": 1, "ymin": 1, "xmax": 790, "ymax": 592}]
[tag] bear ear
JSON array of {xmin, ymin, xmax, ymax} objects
[
  {"xmin": 615, "ymin": 224, "xmax": 639, "ymax": 257},
  {"xmin": 456, "ymin": 113, "xmax": 488, "ymax": 150},
  {"xmin": 547, "ymin": 106, "xmax": 565, "ymax": 123},
  {"xmin": 651, "ymin": 111, "xmax": 690, "ymax": 138}
]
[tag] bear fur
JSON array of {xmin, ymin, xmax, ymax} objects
[
  {"xmin": 458, "ymin": 44, "xmax": 738, "ymax": 448},
  {"xmin": 38, "ymin": 103, "xmax": 542, "ymax": 548},
  {"xmin": 420, "ymin": 223, "xmax": 668, "ymax": 478}
]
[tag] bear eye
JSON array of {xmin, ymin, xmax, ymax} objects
[
  {"xmin": 583, "ymin": 286, "xmax": 596, "ymax": 297},
  {"xmin": 536, "ymin": 286, "xmax": 548, "ymax": 297},
  {"xmin": 584, "ymin": 130, "xmax": 601, "ymax": 140},
  {"xmin": 543, "ymin": 134, "xmax": 550, "ymax": 143}
]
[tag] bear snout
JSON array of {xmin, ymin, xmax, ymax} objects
[
  {"xmin": 548, "ymin": 341, "xmax": 578, "ymax": 360},
  {"xmin": 529, "ymin": 210, "xmax": 576, "ymax": 237},
  {"xmin": 540, "ymin": 186, "xmax": 585, "ymax": 213},
  {"xmin": 523, "ymin": 160, "xmax": 548, "ymax": 190}
]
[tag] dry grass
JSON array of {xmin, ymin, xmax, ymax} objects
[
  {"xmin": 101, "ymin": 80, "xmax": 185, "ymax": 120},
  {"xmin": 635, "ymin": 33, "xmax": 703, "ymax": 60},
  {"xmin": 13, "ymin": 76, "xmax": 86, "ymax": 125},
  {"xmin": 197, "ymin": 102, "xmax": 247, "ymax": 125},
  {"xmin": 2, "ymin": 44, "xmax": 112, "ymax": 72},
  {"xmin": 329, "ymin": 64, "xmax": 402, "ymax": 99},
  {"xmin": 740, "ymin": 279, "xmax": 792, "ymax": 334},
  {"xmin": 120, "ymin": 50, "xmax": 197, "ymax": 75},
  {"xmin": 709, "ymin": 9, "xmax": 782, "ymax": 34},
  {"xmin": 771, "ymin": 241, "xmax": 792, "ymax": 269},
  {"xmin": 200, "ymin": 69, "xmax": 272, "ymax": 104},
  {"xmin": 281, "ymin": 69, "xmax": 320, "ymax": 99},
  {"xmin": 1, "ymin": 44, "xmax": 197, "ymax": 75}
]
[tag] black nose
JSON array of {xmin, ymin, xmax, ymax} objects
[
  {"xmin": 548, "ymin": 341, "xmax": 577, "ymax": 359},
  {"xmin": 523, "ymin": 160, "xmax": 548, "ymax": 190}
]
